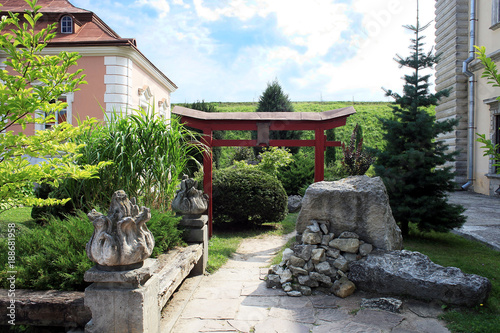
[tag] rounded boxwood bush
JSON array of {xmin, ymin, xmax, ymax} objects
[{"xmin": 212, "ymin": 168, "xmax": 288, "ymax": 225}]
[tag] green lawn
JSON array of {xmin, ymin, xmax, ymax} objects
[
  {"xmin": 0, "ymin": 207, "xmax": 37, "ymax": 238},
  {"xmin": 405, "ymin": 227, "xmax": 500, "ymax": 333}
]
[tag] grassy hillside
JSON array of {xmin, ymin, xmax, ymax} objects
[{"xmin": 184, "ymin": 101, "xmax": 397, "ymax": 151}]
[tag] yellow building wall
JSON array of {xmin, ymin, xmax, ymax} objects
[{"xmin": 472, "ymin": 1, "xmax": 500, "ymax": 195}]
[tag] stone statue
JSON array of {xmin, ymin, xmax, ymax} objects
[
  {"xmin": 171, "ymin": 175, "xmax": 208, "ymax": 215},
  {"xmin": 86, "ymin": 190, "xmax": 155, "ymax": 270}
]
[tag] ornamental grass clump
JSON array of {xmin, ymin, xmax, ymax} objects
[
  {"xmin": 33, "ymin": 107, "xmax": 204, "ymax": 218},
  {"xmin": 341, "ymin": 124, "xmax": 374, "ymax": 176}
]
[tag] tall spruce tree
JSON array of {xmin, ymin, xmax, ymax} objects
[
  {"xmin": 374, "ymin": 5, "xmax": 465, "ymax": 237},
  {"xmin": 253, "ymin": 80, "xmax": 301, "ymax": 154}
]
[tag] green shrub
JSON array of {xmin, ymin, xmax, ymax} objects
[
  {"xmin": 0, "ymin": 211, "xmax": 93, "ymax": 291},
  {"xmin": 0, "ymin": 210, "xmax": 184, "ymax": 291},
  {"xmin": 278, "ymin": 151, "xmax": 315, "ymax": 195},
  {"xmin": 212, "ymin": 168, "xmax": 288, "ymax": 225},
  {"xmin": 148, "ymin": 210, "xmax": 186, "ymax": 257}
]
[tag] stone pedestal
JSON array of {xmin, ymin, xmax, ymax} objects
[
  {"xmin": 179, "ymin": 214, "xmax": 208, "ymax": 276},
  {"xmin": 84, "ymin": 259, "xmax": 160, "ymax": 333}
]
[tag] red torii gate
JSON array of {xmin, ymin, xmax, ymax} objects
[{"xmin": 172, "ymin": 105, "xmax": 356, "ymax": 237}]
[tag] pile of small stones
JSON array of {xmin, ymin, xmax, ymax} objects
[{"xmin": 266, "ymin": 220, "xmax": 374, "ymax": 297}]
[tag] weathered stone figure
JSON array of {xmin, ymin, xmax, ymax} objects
[
  {"xmin": 172, "ymin": 174, "xmax": 208, "ymax": 215},
  {"xmin": 86, "ymin": 190, "xmax": 155, "ymax": 268}
]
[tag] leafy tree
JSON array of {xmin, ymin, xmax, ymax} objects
[
  {"xmin": 374, "ymin": 14, "xmax": 465, "ymax": 236},
  {"xmin": 474, "ymin": 46, "xmax": 500, "ymax": 172},
  {"xmin": 0, "ymin": 0, "xmax": 105, "ymax": 213},
  {"xmin": 253, "ymin": 79, "xmax": 302, "ymax": 154},
  {"xmin": 233, "ymin": 147, "xmax": 292, "ymax": 177}
]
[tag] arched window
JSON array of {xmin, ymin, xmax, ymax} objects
[{"xmin": 61, "ymin": 16, "xmax": 73, "ymax": 34}]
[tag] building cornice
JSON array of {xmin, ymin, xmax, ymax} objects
[
  {"xmin": 27, "ymin": 45, "xmax": 177, "ymax": 92},
  {"xmin": 470, "ymin": 49, "xmax": 500, "ymax": 72}
]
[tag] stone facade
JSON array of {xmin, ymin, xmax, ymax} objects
[{"xmin": 435, "ymin": 0, "xmax": 470, "ymax": 186}]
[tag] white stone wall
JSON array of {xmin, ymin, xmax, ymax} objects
[{"xmin": 104, "ymin": 56, "xmax": 133, "ymax": 120}]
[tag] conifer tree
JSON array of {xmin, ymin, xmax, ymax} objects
[
  {"xmin": 253, "ymin": 80, "xmax": 301, "ymax": 154},
  {"xmin": 374, "ymin": 4, "xmax": 465, "ymax": 237}
]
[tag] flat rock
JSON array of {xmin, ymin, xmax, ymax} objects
[
  {"xmin": 329, "ymin": 238, "xmax": 360, "ymax": 253},
  {"xmin": 294, "ymin": 244, "xmax": 316, "ymax": 261},
  {"xmin": 296, "ymin": 176, "xmax": 403, "ymax": 251},
  {"xmin": 332, "ymin": 277, "xmax": 356, "ymax": 298},
  {"xmin": 361, "ymin": 297, "xmax": 403, "ymax": 313},
  {"xmin": 349, "ymin": 250, "xmax": 492, "ymax": 306},
  {"xmin": 289, "ymin": 255, "xmax": 306, "ymax": 267},
  {"xmin": 303, "ymin": 230, "xmax": 322, "ymax": 245}
]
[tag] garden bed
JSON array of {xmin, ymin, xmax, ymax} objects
[{"xmin": 0, "ymin": 244, "xmax": 203, "ymax": 329}]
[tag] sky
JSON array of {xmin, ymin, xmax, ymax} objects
[{"xmin": 70, "ymin": 0, "xmax": 437, "ymax": 104}]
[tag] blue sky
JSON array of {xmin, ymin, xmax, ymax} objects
[{"xmin": 70, "ymin": 0, "xmax": 437, "ymax": 103}]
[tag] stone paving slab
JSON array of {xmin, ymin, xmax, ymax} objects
[
  {"xmin": 181, "ymin": 298, "xmax": 241, "ymax": 319},
  {"xmin": 253, "ymin": 317, "xmax": 312, "ymax": 333},
  {"xmin": 353, "ymin": 309, "xmax": 404, "ymax": 330},
  {"xmin": 162, "ymin": 234, "xmax": 451, "ymax": 333}
]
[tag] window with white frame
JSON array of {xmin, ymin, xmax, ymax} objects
[
  {"xmin": 492, "ymin": 0, "xmax": 500, "ymax": 29},
  {"xmin": 158, "ymin": 98, "xmax": 169, "ymax": 119},
  {"xmin": 35, "ymin": 93, "xmax": 74, "ymax": 131},
  {"xmin": 138, "ymin": 86, "xmax": 152, "ymax": 113},
  {"xmin": 44, "ymin": 96, "xmax": 68, "ymax": 129},
  {"xmin": 61, "ymin": 15, "xmax": 73, "ymax": 34}
]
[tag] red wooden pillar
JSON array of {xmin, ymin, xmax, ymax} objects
[
  {"xmin": 314, "ymin": 128, "xmax": 325, "ymax": 182},
  {"xmin": 202, "ymin": 128, "xmax": 213, "ymax": 238}
]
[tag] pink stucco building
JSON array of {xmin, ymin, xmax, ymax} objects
[{"xmin": 0, "ymin": 0, "xmax": 177, "ymax": 135}]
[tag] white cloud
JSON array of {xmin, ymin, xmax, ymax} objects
[
  {"xmin": 193, "ymin": 0, "xmax": 258, "ymax": 22},
  {"xmin": 260, "ymin": 0, "xmax": 350, "ymax": 57},
  {"xmin": 70, "ymin": 0, "xmax": 439, "ymax": 102},
  {"xmin": 134, "ymin": 0, "xmax": 170, "ymax": 18}
]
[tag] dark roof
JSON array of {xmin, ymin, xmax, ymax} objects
[
  {"xmin": 0, "ymin": 0, "xmax": 177, "ymax": 89},
  {"xmin": 0, "ymin": 0, "xmax": 90, "ymax": 13}
]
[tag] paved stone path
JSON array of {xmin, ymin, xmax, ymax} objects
[
  {"xmin": 448, "ymin": 191, "xmax": 500, "ymax": 251},
  {"xmin": 161, "ymin": 234, "xmax": 450, "ymax": 333}
]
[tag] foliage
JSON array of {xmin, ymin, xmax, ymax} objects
[
  {"xmin": 0, "ymin": 211, "xmax": 93, "ymax": 291},
  {"xmin": 325, "ymin": 128, "xmax": 337, "ymax": 166},
  {"xmin": 0, "ymin": 209, "xmax": 185, "ymax": 291},
  {"xmin": 404, "ymin": 226, "xmax": 500, "ymax": 332},
  {"xmin": 341, "ymin": 124, "xmax": 374, "ymax": 176},
  {"xmin": 212, "ymin": 168, "xmax": 288, "ymax": 225},
  {"xmin": 278, "ymin": 151, "xmax": 315, "ymax": 195},
  {"xmin": 0, "ymin": 0, "xmax": 106, "ymax": 214},
  {"xmin": 144, "ymin": 210, "xmax": 186, "ymax": 258},
  {"xmin": 253, "ymin": 79, "xmax": 302, "ymax": 154},
  {"xmin": 233, "ymin": 147, "xmax": 292, "ymax": 178},
  {"xmin": 474, "ymin": 46, "xmax": 500, "ymax": 172},
  {"xmin": 33, "ymin": 109, "xmax": 203, "ymax": 216},
  {"xmin": 374, "ymin": 17, "xmax": 465, "ymax": 236}
]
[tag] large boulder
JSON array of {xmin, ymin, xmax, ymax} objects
[
  {"xmin": 349, "ymin": 250, "xmax": 492, "ymax": 307},
  {"xmin": 296, "ymin": 176, "xmax": 402, "ymax": 251}
]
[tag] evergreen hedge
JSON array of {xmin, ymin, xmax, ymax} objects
[{"xmin": 212, "ymin": 168, "xmax": 288, "ymax": 225}]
